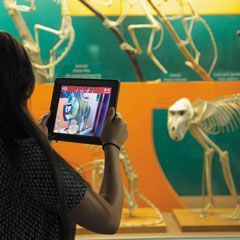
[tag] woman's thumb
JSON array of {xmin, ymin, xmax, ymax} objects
[
  {"xmin": 106, "ymin": 106, "xmax": 115, "ymax": 123},
  {"xmin": 39, "ymin": 111, "xmax": 51, "ymax": 125}
]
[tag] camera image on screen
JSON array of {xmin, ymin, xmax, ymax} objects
[{"xmin": 54, "ymin": 85, "xmax": 111, "ymax": 137}]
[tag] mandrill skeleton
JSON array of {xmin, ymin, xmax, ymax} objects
[{"xmin": 167, "ymin": 95, "xmax": 240, "ymax": 220}]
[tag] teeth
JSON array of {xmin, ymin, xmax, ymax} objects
[{"xmin": 66, "ymin": 106, "xmax": 71, "ymax": 113}]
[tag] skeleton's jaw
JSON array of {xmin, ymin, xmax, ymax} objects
[
  {"xmin": 167, "ymin": 121, "xmax": 189, "ymax": 141},
  {"xmin": 169, "ymin": 131, "xmax": 184, "ymax": 141},
  {"xmin": 168, "ymin": 126, "xmax": 188, "ymax": 141}
]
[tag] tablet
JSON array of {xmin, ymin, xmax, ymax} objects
[{"xmin": 47, "ymin": 78, "xmax": 120, "ymax": 145}]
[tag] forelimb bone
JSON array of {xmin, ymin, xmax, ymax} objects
[
  {"xmin": 190, "ymin": 125, "xmax": 214, "ymax": 217},
  {"xmin": 194, "ymin": 125, "xmax": 240, "ymax": 220},
  {"xmin": 104, "ymin": 0, "xmax": 167, "ymax": 74},
  {"xmin": 31, "ymin": 0, "xmax": 75, "ymax": 80},
  {"xmin": 128, "ymin": 24, "xmax": 167, "ymax": 73}
]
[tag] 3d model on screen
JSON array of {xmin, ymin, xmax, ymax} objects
[
  {"xmin": 147, "ymin": 0, "xmax": 217, "ymax": 81},
  {"xmin": 63, "ymin": 93, "xmax": 91, "ymax": 134},
  {"xmin": 77, "ymin": 145, "xmax": 164, "ymax": 226},
  {"xmin": 4, "ymin": 0, "xmax": 74, "ymax": 82},
  {"xmin": 54, "ymin": 90, "xmax": 109, "ymax": 136},
  {"xmin": 167, "ymin": 95, "xmax": 240, "ymax": 220}
]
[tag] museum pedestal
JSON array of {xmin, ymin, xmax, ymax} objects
[
  {"xmin": 76, "ymin": 207, "xmax": 166, "ymax": 234},
  {"xmin": 173, "ymin": 208, "xmax": 240, "ymax": 232}
]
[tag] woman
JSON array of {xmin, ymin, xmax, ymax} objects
[{"xmin": 0, "ymin": 31, "xmax": 128, "ymax": 239}]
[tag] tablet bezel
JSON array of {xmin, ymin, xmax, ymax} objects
[{"xmin": 47, "ymin": 78, "xmax": 120, "ymax": 145}]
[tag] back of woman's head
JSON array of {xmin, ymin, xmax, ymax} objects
[{"xmin": 0, "ymin": 31, "xmax": 35, "ymax": 136}]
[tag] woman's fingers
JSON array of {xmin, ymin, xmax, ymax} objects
[
  {"xmin": 105, "ymin": 107, "xmax": 115, "ymax": 124},
  {"xmin": 39, "ymin": 111, "xmax": 51, "ymax": 126}
]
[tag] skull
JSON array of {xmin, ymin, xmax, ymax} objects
[{"xmin": 167, "ymin": 98, "xmax": 193, "ymax": 141}]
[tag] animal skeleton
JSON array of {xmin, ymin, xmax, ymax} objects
[
  {"xmin": 97, "ymin": 0, "xmax": 217, "ymax": 79},
  {"xmin": 4, "ymin": 0, "xmax": 74, "ymax": 81},
  {"xmin": 30, "ymin": 0, "xmax": 75, "ymax": 81},
  {"xmin": 76, "ymin": 145, "xmax": 164, "ymax": 226},
  {"xmin": 78, "ymin": 0, "xmax": 145, "ymax": 82},
  {"xmin": 103, "ymin": 0, "xmax": 167, "ymax": 74},
  {"xmin": 167, "ymin": 95, "xmax": 240, "ymax": 220},
  {"xmin": 147, "ymin": 0, "xmax": 216, "ymax": 81},
  {"xmin": 4, "ymin": 0, "xmax": 46, "ymax": 82},
  {"xmin": 159, "ymin": 0, "xmax": 217, "ymax": 75}
]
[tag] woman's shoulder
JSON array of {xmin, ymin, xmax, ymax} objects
[
  {"xmin": 0, "ymin": 134, "xmax": 39, "ymax": 146},
  {"xmin": 0, "ymin": 135, "xmax": 49, "ymax": 171},
  {"xmin": 14, "ymin": 137, "xmax": 40, "ymax": 146},
  {"xmin": 0, "ymin": 136, "xmax": 41, "ymax": 158}
]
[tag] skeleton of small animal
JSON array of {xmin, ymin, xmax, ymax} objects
[
  {"xmin": 76, "ymin": 145, "xmax": 164, "ymax": 226},
  {"xmin": 4, "ymin": 0, "xmax": 74, "ymax": 81},
  {"xmin": 167, "ymin": 95, "xmax": 240, "ymax": 220},
  {"xmin": 4, "ymin": 0, "xmax": 47, "ymax": 82},
  {"xmin": 155, "ymin": 0, "xmax": 217, "ymax": 75},
  {"xmin": 102, "ymin": 0, "xmax": 167, "ymax": 74},
  {"xmin": 29, "ymin": 0, "xmax": 75, "ymax": 81},
  {"xmin": 146, "ymin": 0, "xmax": 216, "ymax": 81}
]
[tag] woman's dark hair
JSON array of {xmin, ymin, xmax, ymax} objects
[{"xmin": 0, "ymin": 31, "xmax": 69, "ymax": 239}]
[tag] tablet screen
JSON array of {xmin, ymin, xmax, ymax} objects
[{"xmin": 53, "ymin": 85, "xmax": 112, "ymax": 137}]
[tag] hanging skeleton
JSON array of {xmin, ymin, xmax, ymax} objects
[
  {"xmin": 4, "ymin": 0, "xmax": 74, "ymax": 82},
  {"xmin": 4, "ymin": 0, "xmax": 46, "ymax": 82},
  {"xmin": 157, "ymin": 0, "xmax": 217, "ymax": 75},
  {"xmin": 103, "ymin": 0, "xmax": 167, "ymax": 75},
  {"xmin": 167, "ymin": 95, "xmax": 240, "ymax": 220},
  {"xmin": 147, "ymin": 0, "xmax": 217, "ymax": 81},
  {"xmin": 78, "ymin": 0, "xmax": 145, "ymax": 82},
  {"xmin": 76, "ymin": 145, "xmax": 164, "ymax": 226},
  {"xmin": 89, "ymin": 0, "xmax": 217, "ymax": 80}
]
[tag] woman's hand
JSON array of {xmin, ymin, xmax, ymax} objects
[
  {"xmin": 38, "ymin": 111, "xmax": 51, "ymax": 139},
  {"xmin": 101, "ymin": 107, "xmax": 128, "ymax": 149}
]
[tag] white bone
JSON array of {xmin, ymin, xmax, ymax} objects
[
  {"xmin": 4, "ymin": 0, "xmax": 74, "ymax": 82},
  {"xmin": 4, "ymin": 0, "xmax": 48, "ymax": 82},
  {"xmin": 4, "ymin": 0, "xmax": 35, "ymax": 12},
  {"xmin": 30, "ymin": 0, "xmax": 74, "ymax": 81},
  {"xmin": 91, "ymin": 0, "xmax": 113, "ymax": 6}
]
